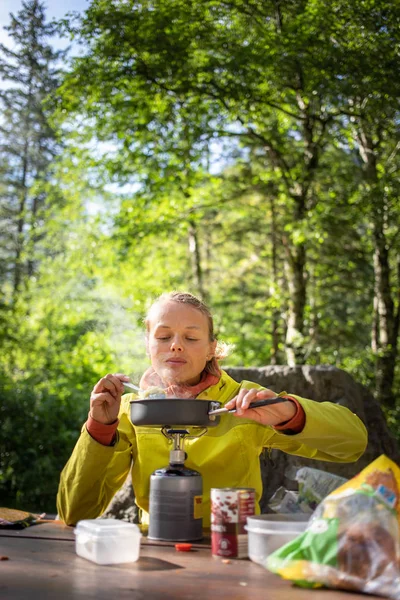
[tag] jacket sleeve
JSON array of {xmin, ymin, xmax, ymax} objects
[
  {"xmin": 57, "ymin": 410, "xmax": 136, "ymax": 526},
  {"xmin": 259, "ymin": 395, "xmax": 368, "ymax": 463}
]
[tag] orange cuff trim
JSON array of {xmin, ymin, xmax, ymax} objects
[
  {"xmin": 86, "ymin": 413, "xmax": 119, "ymax": 446},
  {"xmin": 273, "ymin": 396, "xmax": 305, "ymax": 434}
]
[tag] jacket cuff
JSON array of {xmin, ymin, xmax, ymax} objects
[
  {"xmin": 86, "ymin": 412, "xmax": 119, "ymax": 446},
  {"xmin": 273, "ymin": 396, "xmax": 306, "ymax": 434}
]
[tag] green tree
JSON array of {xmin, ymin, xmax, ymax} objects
[
  {"xmin": 0, "ymin": 0, "xmax": 65, "ymax": 299},
  {"xmin": 321, "ymin": 0, "xmax": 400, "ymax": 406},
  {"xmin": 57, "ymin": 0, "xmax": 400, "ymax": 401},
  {"xmin": 56, "ymin": 0, "xmax": 344, "ymax": 364}
]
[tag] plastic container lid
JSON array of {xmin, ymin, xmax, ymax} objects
[
  {"xmin": 246, "ymin": 513, "xmax": 309, "ymax": 532},
  {"xmin": 75, "ymin": 519, "xmax": 141, "ymax": 538},
  {"xmin": 245, "ymin": 524, "xmax": 307, "ymax": 535}
]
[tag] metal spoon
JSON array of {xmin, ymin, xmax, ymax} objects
[
  {"xmin": 123, "ymin": 381, "xmax": 167, "ymax": 399},
  {"xmin": 123, "ymin": 381, "xmax": 142, "ymax": 393}
]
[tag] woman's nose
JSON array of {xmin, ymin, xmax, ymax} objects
[{"xmin": 170, "ymin": 339, "xmax": 183, "ymax": 351}]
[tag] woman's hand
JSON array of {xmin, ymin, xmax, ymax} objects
[
  {"xmin": 89, "ymin": 373, "xmax": 130, "ymax": 425},
  {"xmin": 224, "ymin": 388, "xmax": 296, "ymax": 426}
]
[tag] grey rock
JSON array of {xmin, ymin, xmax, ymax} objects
[
  {"xmin": 225, "ymin": 365, "xmax": 400, "ymax": 511},
  {"xmin": 103, "ymin": 365, "xmax": 400, "ymax": 521},
  {"xmin": 102, "ymin": 472, "xmax": 138, "ymax": 523}
]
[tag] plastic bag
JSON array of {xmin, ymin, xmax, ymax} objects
[
  {"xmin": 266, "ymin": 455, "xmax": 400, "ymax": 599},
  {"xmin": 268, "ymin": 468, "xmax": 348, "ymax": 515},
  {"xmin": 296, "ymin": 467, "xmax": 348, "ymax": 512},
  {"xmin": 268, "ymin": 487, "xmax": 304, "ymax": 514}
]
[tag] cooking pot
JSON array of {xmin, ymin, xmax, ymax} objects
[{"xmin": 130, "ymin": 398, "xmax": 222, "ymax": 427}]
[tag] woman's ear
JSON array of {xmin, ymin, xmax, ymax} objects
[{"xmin": 208, "ymin": 339, "xmax": 217, "ymax": 359}]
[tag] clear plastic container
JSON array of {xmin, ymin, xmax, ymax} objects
[
  {"xmin": 74, "ymin": 518, "xmax": 142, "ymax": 565},
  {"xmin": 246, "ymin": 513, "xmax": 309, "ymax": 566}
]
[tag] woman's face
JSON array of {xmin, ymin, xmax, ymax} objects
[{"xmin": 147, "ymin": 300, "xmax": 216, "ymax": 386}]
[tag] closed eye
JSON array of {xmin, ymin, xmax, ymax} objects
[{"xmin": 155, "ymin": 336, "xmax": 200, "ymax": 342}]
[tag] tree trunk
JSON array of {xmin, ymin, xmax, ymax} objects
[
  {"xmin": 283, "ymin": 185, "xmax": 307, "ymax": 366},
  {"xmin": 283, "ymin": 240, "xmax": 307, "ymax": 365},
  {"xmin": 308, "ymin": 270, "xmax": 319, "ymax": 361},
  {"xmin": 269, "ymin": 195, "xmax": 281, "ymax": 364},
  {"xmin": 371, "ymin": 291, "xmax": 379, "ymax": 353},
  {"xmin": 13, "ymin": 138, "xmax": 29, "ymax": 296},
  {"xmin": 188, "ymin": 219, "xmax": 206, "ymax": 299},
  {"xmin": 28, "ymin": 192, "xmax": 39, "ymax": 278},
  {"xmin": 13, "ymin": 72, "xmax": 34, "ymax": 297},
  {"xmin": 357, "ymin": 122, "xmax": 399, "ymax": 406},
  {"xmin": 373, "ymin": 240, "xmax": 399, "ymax": 406},
  {"xmin": 281, "ymin": 88, "xmax": 323, "ymax": 365}
]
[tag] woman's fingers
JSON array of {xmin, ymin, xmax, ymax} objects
[
  {"xmin": 90, "ymin": 392, "xmax": 116, "ymax": 407},
  {"xmin": 225, "ymin": 388, "xmax": 277, "ymax": 415},
  {"xmin": 92, "ymin": 373, "xmax": 129, "ymax": 397},
  {"xmin": 231, "ymin": 390, "xmax": 296, "ymax": 426},
  {"xmin": 92, "ymin": 376, "xmax": 117, "ymax": 397},
  {"xmin": 224, "ymin": 389, "xmax": 254, "ymax": 413},
  {"xmin": 113, "ymin": 373, "xmax": 131, "ymax": 384},
  {"xmin": 224, "ymin": 387, "xmax": 295, "ymax": 425},
  {"xmin": 89, "ymin": 373, "xmax": 131, "ymax": 425},
  {"xmin": 89, "ymin": 389, "xmax": 121, "ymax": 424},
  {"xmin": 235, "ymin": 388, "xmax": 258, "ymax": 414}
]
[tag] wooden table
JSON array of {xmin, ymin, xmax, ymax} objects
[{"xmin": 0, "ymin": 522, "xmax": 382, "ymax": 600}]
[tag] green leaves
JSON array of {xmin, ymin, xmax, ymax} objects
[{"xmin": 1, "ymin": 0, "xmax": 400, "ymax": 511}]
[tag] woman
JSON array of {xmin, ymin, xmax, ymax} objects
[{"xmin": 57, "ymin": 292, "xmax": 368, "ymax": 526}]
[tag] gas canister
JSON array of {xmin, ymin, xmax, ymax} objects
[{"xmin": 148, "ymin": 429, "xmax": 203, "ymax": 542}]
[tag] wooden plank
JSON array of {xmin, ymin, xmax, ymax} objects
[
  {"xmin": 0, "ymin": 521, "xmax": 212, "ymax": 547},
  {"xmin": 0, "ymin": 536, "xmax": 383, "ymax": 600},
  {"xmin": 0, "ymin": 521, "xmax": 74, "ymax": 541}
]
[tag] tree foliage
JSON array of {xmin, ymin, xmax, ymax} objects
[
  {"xmin": 0, "ymin": 0, "xmax": 67, "ymax": 299},
  {"xmin": 56, "ymin": 0, "xmax": 399, "ymax": 388},
  {"xmin": 0, "ymin": 0, "xmax": 399, "ymax": 512}
]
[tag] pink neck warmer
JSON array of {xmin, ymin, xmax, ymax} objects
[{"xmin": 139, "ymin": 367, "xmax": 220, "ymax": 398}]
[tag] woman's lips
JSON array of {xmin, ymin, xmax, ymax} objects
[{"xmin": 166, "ymin": 358, "xmax": 186, "ymax": 364}]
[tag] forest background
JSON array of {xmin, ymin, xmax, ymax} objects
[{"xmin": 0, "ymin": 0, "xmax": 399, "ymax": 514}]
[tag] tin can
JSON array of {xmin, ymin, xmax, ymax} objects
[{"xmin": 211, "ymin": 487, "xmax": 256, "ymax": 558}]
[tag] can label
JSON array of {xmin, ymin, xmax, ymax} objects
[{"xmin": 211, "ymin": 488, "xmax": 255, "ymax": 558}]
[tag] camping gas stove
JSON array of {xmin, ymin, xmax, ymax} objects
[
  {"xmin": 129, "ymin": 396, "xmax": 222, "ymax": 542},
  {"xmin": 148, "ymin": 427, "xmax": 206, "ymax": 541}
]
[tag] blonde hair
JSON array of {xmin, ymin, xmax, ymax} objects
[{"xmin": 145, "ymin": 291, "xmax": 232, "ymax": 377}]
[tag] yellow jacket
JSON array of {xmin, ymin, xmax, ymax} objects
[{"xmin": 57, "ymin": 370, "xmax": 368, "ymax": 526}]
